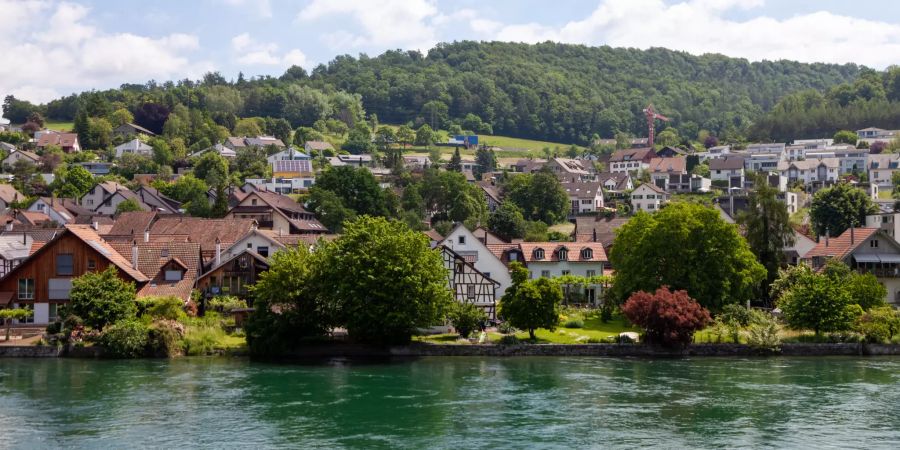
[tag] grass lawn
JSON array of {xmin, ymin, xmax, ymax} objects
[
  {"xmin": 879, "ymin": 189, "xmax": 893, "ymax": 200},
  {"xmin": 416, "ymin": 314, "xmax": 638, "ymax": 345},
  {"xmin": 549, "ymin": 222, "xmax": 575, "ymax": 235},
  {"xmin": 44, "ymin": 121, "xmax": 74, "ymax": 131}
]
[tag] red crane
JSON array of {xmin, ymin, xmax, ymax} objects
[{"xmin": 643, "ymin": 104, "xmax": 669, "ymax": 147}]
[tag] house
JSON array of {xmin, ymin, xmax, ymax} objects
[
  {"xmin": 221, "ymin": 227, "xmax": 325, "ymax": 260},
  {"xmin": 134, "ymin": 186, "xmax": 182, "ymax": 214},
  {"xmin": 548, "ymin": 158, "xmax": 594, "ymax": 182},
  {"xmin": 247, "ymin": 158, "xmax": 316, "ymax": 194},
  {"xmin": 0, "ymin": 142, "xmax": 16, "ymax": 153},
  {"xmin": 857, "ymin": 127, "xmax": 898, "ymax": 143},
  {"xmin": 561, "ymin": 181, "xmax": 604, "ymax": 216},
  {"xmin": 831, "ymin": 147, "xmax": 869, "ymax": 175},
  {"xmin": 866, "ymin": 204, "xmax": 900, "ymax": 240},
  {"xmin": 403, "ymin": 155, "xmax": 430, "ymax": 170},
  {"xmin": 609, "ymin": 148, "xmax": 654, "ymax": 173},
  {"xmin": 80, "ymin": 181, "xmax": 129, "ymax": 210},
  {"xmin": 648, "ymin": 157, "xmax": 687, "ymax": 191},
  {"xmin": 112, "ymin": 123, "xmax": 156, "ymax": 139},
  {"xmin": 630, "ymin": 183, "xmax": 669, "ymax": 213},
  {"xmin": 245, "ymin": 136, "xmax": 286, "ymax": 149},
  {"xmin": 303, "ymin": 141, "xmax": 334, "ymax": 154},
  {"xmin": 596, "ymin": 172, "xmax": 633, "ymax": 193},
  {"xmin": 108, "ymin": 239, "xmax": 201, "ymax": 301},
  {"xmin": 36, "ymin": 133, "xmax": 80, "ymax": 153},
  {"xmin": 225, "ymin": 189, "xmax": 326, "ymax": 235},
  {"xmin": 439, "ymin": 224, "xmax": 512, "ymax": 298},
  {"xmin": 267, "ymin": 147, "xmax": 310, "ymax": 163},
  {"xmin": 868, "ymin": 154, "xmax": 900, "ymax": 189},
  {"xmin": 15, "ymin": 211, "xmax": 53, "ymax": 227},
  {"xmin": 0, "ymin": 224, "xmax": 151, "ymax": 324},
  {"xmin": 224, "ymin": 137, "xmax": 249, "ymax": 151},
  {"xmin": 337, "ymin": 154, "xmax": 374, "ymax": 167},
  {"xmin": 574, "ymin": 216, "xmax": 630, "ymax": 247},
  {"xmin": 0, "ymin": 234, "xmax": 33, "ymax": 278},
  {"xmin": 477, "ymin": 181, "xmax": 502, "ymax": 212},
  {"xmin": 510, "ymin": 159, "xmax": 546, "ymax": 174},
  {"xmin": 78, "ymin": 162, "xmax": 112, "ymax": 176},
  {"xmin": 743, "ymin": 152, "xmax": 782, "ymax": 172},
  {"xmin": 495, "ymin": 242, "xmax": 608, "ymax": 305},
  {"xmin": 2, "ymin": 150, "xmax": 41, "ymax": 168},
  {"xmin": 92, "ymin": 187, "xmax": 148, "ymax": 216},
  {"xmin": 196, "ymin": 248, "xmax": 269, "ymax": 302},
  {"xmin": 189, "ymin": 143, "xmax": 236, "ymax": 160},
  {"xmin": 440, "ymin": 245, "xmax": 500, "ymax": 320},
  {"xmin": 802, "ymin": 227, "xmax": 900, "ymax": 305},
  {"xmin": 745, "ymin": 143, "xmax": 786, "ymax": 155},
  {"xmin": 0, "ymin": 184, "xmax": 24, "ymax": 210},
  {"xmin": 27, "ymin": 197, "xmax": 91, "ymax": 224},
  {"xmin": 709, "ymin": 156, "xmax": 746, "ymax": 189},
  {"xmin": 784, "ymin": 228, "xmax": 817, "ymax": 265},
  {"xmin": 656, "ymin": 146, "xmax": 687, "ymax": 158},
  {"xmin": 777, "ymin": 158, "xmax": 840, "ymax": 186},
  {"xmin": 114, "ymin": 139, "xmax": 154, "ymax": 158}
]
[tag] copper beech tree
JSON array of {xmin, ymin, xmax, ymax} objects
[{"xmin": 622, "ymin": 287, "xmax": 711, "ymax": 347}]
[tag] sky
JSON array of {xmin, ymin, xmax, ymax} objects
[{"xmin": 3, "ymin": 0, "xmax": 900, "ymax": 106}]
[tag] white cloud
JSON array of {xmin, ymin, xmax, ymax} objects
[
  {"xmin": 470, "ymin": 0, "xmax": 900, "ymax": 68},
  {"xmin": 0, "ymin": 0, "xmax": 211, "ymax": 106},
  {"xmin": 296, "ymin": 0, "xmax": 441, "ymax": 51},
  {"xmin": 230, "ymin": 33, "xmax": 307, "ymax": 67},
  {"xmin": 220, "ymin": 0, "xmax": 272, "ymax": 19}
]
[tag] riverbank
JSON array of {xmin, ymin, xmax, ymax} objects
[{"xmin": 5, "ymin": 342, "xmax": 900, "ymax": 358}]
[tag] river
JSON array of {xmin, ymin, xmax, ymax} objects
[{"xmin": 1, "ymin": 357, "xmax": 899, "ymax": 449}]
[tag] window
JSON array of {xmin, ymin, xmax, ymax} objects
[
  {"xmin": 558, "ymin": 249, "xmax": 568, "ymax": 261},
  {"xmin": 247, "ymin": 243, "xmax": 252, "ymax": 248},
  {"xmin": 455, "ymin": 262, "xmax": 464, "ymax": 274},
  {"xmin": 18, "ymin": 278, "xmax": 34, "ymax": 300},
  {"xmin": 561, "ymin": 270, "xmax": 570, "ymax": 276},
  {"xmin": 86, "ymin": 199, "xmax": 94, "ymax": 206},
  {"xmin": 581, "ymin": 199, "xmax": 592, "ymax": 204},
  {"xmin": 251, "ymin": 199, "xmax": 258, "ymax": 206},
  {"xmin": 56, "ymin": 254, "xmax": 74, "ymax": 276},
  {"xmin": 49, "ymin": 303, "xmax": 59, "ymax": 321},
  {"xmin": 871, "ymin": 239, "xmax": 879, "ymax": 248},
  {"xmin": 581, "ymin": 248, "xmax": 593, "ymax": 260},
  {"xmin": 533, "ymin": 248, "xmax": 545, "ymax": 260},
  {"xmin": 483, "ymin": 272, "xmax": 490, "ymax": 279},
  {"xmin": 467, "ymin": 285, "xmax": 475, "ymax": 300},
  {"xmin": 458, "ymin": 236, "xmax": 466, "ymax": 245},
  {"xmin": 87, "ymin": 259, "xmax": 96, "ymax": 271},
  {"xmin": 586, "ymin": 270, "xmax": 596, "ymax": 278},
  {"xmin": 509, "ymin": 252, "xmax": 518, "ymax": 261},
  {"xmin": 540, "ymin": 270, "xmax": 551, "ymax": 278},
  {"xmin": 164, "ymin": 270, "xmax": 183, "ymax": 281},
  {"xmin": 258, "ymin": 246, "xmax": 269, "ymax": 257},
  {"xmin": 161, "ymin": 249, "xmax": 169, "ymax": 258}
]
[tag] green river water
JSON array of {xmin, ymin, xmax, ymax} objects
[{"xmin": 1, "ymin": 356, "xmax": 899, "ymax": 449}]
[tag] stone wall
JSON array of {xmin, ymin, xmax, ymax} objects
[{"xmin": 0, "ymin": 345, "xmax": 63, "ymax": 357}]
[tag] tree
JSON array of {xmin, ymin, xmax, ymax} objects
[
  {"xmin": 703, "ymin": 135, "xmax": 719, "ymax": 149},
  {"xmin": 307, "ymin": 188, "xmax": 356, "ymax": 232},
  {"xmin": 488, "ymin": 202, "xmax": 526, "ymax": 240},
  {"xmin": 415, "ymin": 124, "xmax": 436, "ymax": 147},
  {"xmin": 343, "ymin": 122, "xmax": 374, "ymax": 154},
  {"xmin": 833, "ymin": 130, "xmax": 858, "ymax": 145},
  {"xmin": 108, "ymin": 108, "xmax": 134, "ymax": 128},
  {"xmin": 736, "ymin": 175, "xmax": 795, "ymax": 303},
  {"xmin": 809, "ymin": 183, "xmax": 875, "ymax": 237},
  {"xmin": 503, "ymin": 169, "xmax": 569, "ymax": 225},
  {"xmin": 446, "ymin": 302, "xmax": 487, "ymax": 338},
  {"xmin": 622, "ymin": 287, "xmax": 711, "ymax": 347},
  {"xmin": 374, "ymin": 126, "xmax": 395, "ymax": 152},
  {"xmin": 233, "ymin": 117, "xmax": 264, "ymax": 136},
  {"xmin": 610, "ymin": 202, "xmax": 766, "ymax": 310},
  {"xmin": 498, "ymin": 262, "xmax": 562, "ymax": 339},
  {"xmin": 473, "ymin": 147, "xmax": 497, "ymax": 179},
  {"xmin": 418, "ymin": 168, "xmax": 487, "ymax": 225},
  {"xmin": 317, "ymin": 216, "xmax": 452, "ymax": 344},
  {"xmin": 246, "ymin": 245, "xmax": 335, "ymax": 355},
  {"xmin": 447, "ymin": 148, "xmax": 463, "ymax": 172},
  {"xmin": 421, "ymin": 100, "xmax": 448, "ymax": 130},
  {"xmin": 870, "ymin": 141, "xmax": 887, "ymax": 154},
  {"xmin": 396, "ymin": 125, "xmax": 415, "ymax": 148},
  {"xmin": 116, "ymin": 198, "xmax": 144, "ymax": 214},
  {"xmin": 778, "ymin": 267, "xmax": 861, "ymax": 335},
  {"xmin": 312, "ymin": 166, "xmax": 389, "ymax": 217},
  {"xmin": 846, "ymin": 272, "xmax": 888, "ymax": 311},
  {"xmin": 0, "ymin": 308, "xmax": 32, "ymax": 341},
  {"xmin": 52, "ymin": 164, "xmax": 95, "ymax": 199},
  {"xmin": 193, "ymin": 152, "xmax": 229, "ymax": 188},
  {"xmin": 68, "ymin": 267, "xmax": 137, "ymax": 330},
  {"xmin": 855, "ymin": 306, "xmax": 900, "ymax": 343}
]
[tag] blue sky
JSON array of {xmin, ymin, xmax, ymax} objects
[{"xmin": 2, "ymin": 0, "xmax": 900, "ymax": 105}]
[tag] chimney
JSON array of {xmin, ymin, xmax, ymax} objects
[
  {"xmin": 825, "ymin": 229, "xmax": 830, "ymax": 247},
  {"xmin": 850, "ymin": 227, "xmax": 855, "ymax": 245},
  {"xmin": 143, "ymin": 229, "xmax": 149, "ymax": 243},
  {"xmin": 592, "ymin": 228, "xmax": 597, "ymax": 243},
  {"xmin": 132, "ymin": 240, "xmax": 138, "ymax": 269},
  {"xmin": 5, "ymin": 220, "xmax": 12, "ymax": 232},
  {"xmin": 92, "ymin": 220, "xmax": 99, "ymax": 231},
  {"xmin": 215, "ymin": 237, "xmax": 221, "ymax": 267}
]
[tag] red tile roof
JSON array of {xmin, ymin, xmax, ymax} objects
[
  {"xmin": 65, "ymin": 225, "xmax": 149, "ymax": 282},
  {"xmin": 803, "ymin": 228, "xmax": 878, "ymax": 261},
  {"xmin": 109, "ymin": 240, "xmax": 201, "ymax": 301},
  {"xmin": 37, "ymin": 133, "xmax": 78, "ymax": 148},
  {"xmin": 518, "ymin": 242, "xmax": 608, "ymax": 263}
]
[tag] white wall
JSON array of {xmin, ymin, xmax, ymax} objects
[{"xmin": 441, "ymin": 226, "xmax": 512, "ymax": 298}]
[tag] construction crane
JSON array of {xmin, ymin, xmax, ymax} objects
[{"xmin": 642, "ymin": 104, "xmax": 669, "ymax": 147}]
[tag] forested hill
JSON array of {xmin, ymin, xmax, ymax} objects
[{"xmin": 4, "ymin": 41, "xmax": 863, "ymax": 145}]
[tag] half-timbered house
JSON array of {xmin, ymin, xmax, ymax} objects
[{"xmin": 440, "ymin": 245, "xmax": 500, "ymax": 320}]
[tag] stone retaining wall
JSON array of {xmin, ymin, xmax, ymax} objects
[{"xmin": 0, "ymin": 345, "xmax": 63, "ymax": 357}]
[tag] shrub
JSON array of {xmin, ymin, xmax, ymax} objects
[
  {"xmin": 499, "ymin": 263, "xmax": 562, "ymax": 340},
  {"xmin": 446, "ymin": 302, "xmax": 486, "ymax": 338},
  {"xmin": 778, "ymin": 269, "xmax": 862, "ymax": 335},
  {"xmin": 184, "ymin": 300, "xmax": 198, "ymax": 317},
  {"xmin": 719, "ymin": 304, "xmax": 753, "ymax": 327},
  {"xmin": 69, "ymin": 267, "xmax": 137, "ymax": 330},
  {"xmin": 149, "ymin": 320, "xmax": 185, "ymax": 357},
  {"xmin": 497, "ymin": 321, "xmax": 517, "ymax": 334},
  {"xmin": 183, "ymin": 325, "xmax": 225, "ymax": 356},
  {"xmin": 621, "ymin": 286, "xmax": 711, "ymax": 348},
  {"xmin": 498, "ymin": 335, "xmax": 519, "ymax": 345},
  {"xmin": 855, "ymin": 306, "xmax": 900, "ymax": 343},
  {"xmin": 100, "ymin": 320, "xmax": 150, "ymax": 358},
  {"xmin": 45, "ymin": 321, "xmax": 62, "ymax": 335},
  {"xmin": 745, "ymin": 312, "xmax": 781, "ymax": 351},
  {"xmin": 563, "ymin": 318, "xmax": 584, "ymax": 329},
  {"xmin": 207, "ymin": 296, "xmax": 248, "ymax": 313},
  {"xmin": 144, "ymin": 296, "xmax": 187, "ymax": 321}
]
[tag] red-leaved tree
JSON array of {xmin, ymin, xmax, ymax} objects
[{"xmin": 622, "ymin": 287, "xmax": 711, "ymax": 347}]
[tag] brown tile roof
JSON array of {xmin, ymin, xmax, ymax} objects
[
  {"xmin": 574, "ymin": 216, "xmax": 630, "ymax": 246},
  {"xmin": 108, "ymin": 240, "xmax": 201, "ymax": 301},
  {"xmin": 0, "ymin": 226, "xmax": 63, "ymax": 242},
  {"xmin": 226, "ymin": 136, "xmax": 247, "ymax": 148},
  {"xmin": 473, "ymin": 227, "xmax": 509, "ymax": 245},
  {"xmin": 149, "ymin": 217, "xmax": 256, "ymax": 255},
  {"xmin": 648, "ymin": 157, "xmax": 686, "ymax": 174},
  {"xmin": 610, "ymin": 147, "xmax": 654, "ymax": 163},
  {"xmin": 709, "ymin": 156, "xmax": 745, "ymax": 171},
  {"xmin": 65, "ymin": 224, "xmax": 149, "ymax": 282},
  {"xmin": 596, "ymin": 172, "xmax": 630, "ymax": 190},
  {"xmin": 803, "ymin": 228, "xmax": 879, "ymax": 261},
  {"xmin": 561, "ymin": 181, "xmax": 603, "ymax": 199},
  {"xmin": 486, "ymin": 243, "xmax": 520, "ymax": 262},
  {"xmin": 8, "ymin": 150, "xmax": 40, "ymax": 162},
  {"xmin": 106, "ymin": 211, "xmax": 158, "ymax": 236},
  {"xmin": 304, "ymin": 140, "xmax": 334, "ymax": 151},
  {"xmin": 37, "ymin": 133, "xmax": 78, "ymax": 148},
  {"xmin": 423, "ymin": 229, "xmax": 444, "ymax": 242},
  {"xmin": 16, "ymin": 211, "xmax": 52, "ymax": 226},
  {"xmin": 477, "ymin": 181, "xmax": 501, "ymax": 202},
  {"xmin": 0, "ymin": 184, "xmax": 24, "ymax": 204},
  {"xmin": 518, "ymin": 242, "xmax": 608, "ymax": 263}
]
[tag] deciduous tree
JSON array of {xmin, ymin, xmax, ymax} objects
[{"xmin": 68, "ymin": 267, "xmax": 137, "ymax": 330}]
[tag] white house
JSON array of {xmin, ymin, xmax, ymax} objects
[
  {"xmin": 519, "ymin": 242, "xmax": 608, "ymax": 305},
  {"xmin": 114, "ymin": 139, "xmax": 154, "ymax": 158},
  {"xmin": 630, "ymin": 183, "xmax": 669, "ymax": 213},
  {"xmin": 777, "ymin": 158, "xmax": 839, "ymax": 185},
  {"xmin": 743, "ymin": 152, "xmax": 782, "ymax": 172},
  {"xmin": 868, "ymin": 154, "xmax": 900, "ymax": 189},
  {"xmin": 267, "ymin": 147, "xmax": 310, "ymax": 163},
  {"xmin": 709, "ymin": 156, "xmax": 745, "ymax": 188},
  {"xmin": 2, "ymin": 150, "xmax": 40, "ymax": 168},
  {"xmin": 439, "ymin": 224, "xmax": 512, "ymax": 298},
  {"xmin": 80, "ymin": 181, "xmax": 133, "ymax": 211},
  {"xmin": 867, "ymin": 208, "xmax": 900, "ymax": 240},
  {"xmin": 561, "ymin": 181, "xmax": 604, "ymax": 216},
  {"xmin": 609, "ymin": 148, "xmax": 654, "ymax": 173},
  {"xmin": 190, "ymin": 143, "xmax": 237, "ymax": 159}
]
